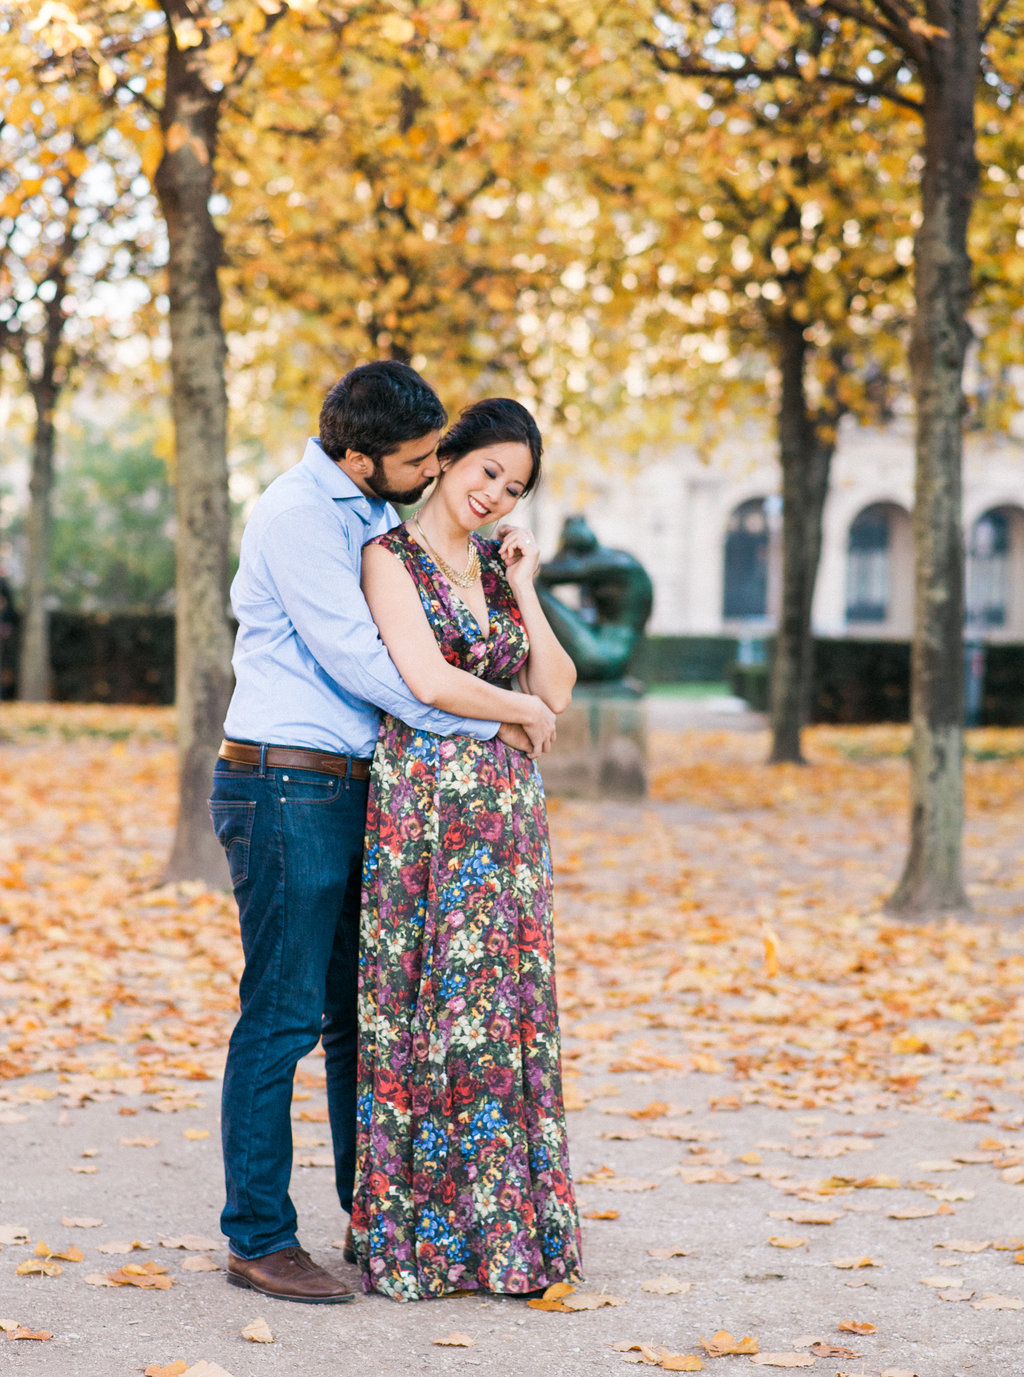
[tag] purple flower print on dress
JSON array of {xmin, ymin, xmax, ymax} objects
[{"xmin": 484, "ymin": 1064, "xmax": 515, "ymax": 1098}]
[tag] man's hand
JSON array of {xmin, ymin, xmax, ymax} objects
[
  {"xmin": 519, "ymin": 694, "xmax": 557, "ymax": 755},
  {"xmin": 497, "ymin": 722, "xmax": 534, "ymax": 755},
  {"xmin": 497, "ymin": 708, "xmax": 556, "ymax": 758}
]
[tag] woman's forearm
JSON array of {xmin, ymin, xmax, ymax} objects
[
  {"xmin": 511, "ymin": 582, "xmax": 577, "ymax": 713},
  {"xmin": 411, "ymin": 655, "xmax": 545, "ymax": 726}
]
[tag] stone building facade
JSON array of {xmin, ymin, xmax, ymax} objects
[{"xmin": 532, "ymin": 418, "xmax": 1024, "ymax": 644}]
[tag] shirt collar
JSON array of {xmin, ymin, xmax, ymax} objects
[{"xmin": 300, "ymin": 437, "xmax": 388, "ymax": 526}]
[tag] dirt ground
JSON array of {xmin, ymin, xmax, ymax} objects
[{"xmin": 2, "ymin": 706, "xmax": 1023, "ymax": 1377}]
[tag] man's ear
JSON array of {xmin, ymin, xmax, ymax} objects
[{"xmin": 343, "ymin": 448, "xmax": 374, "ymax": 475}]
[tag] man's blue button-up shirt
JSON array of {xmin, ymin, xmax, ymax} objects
[{"xmin": 223, "ymin": 437, "xmax": 498, "ymax": 757}]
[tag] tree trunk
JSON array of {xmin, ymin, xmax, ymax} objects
[
  {"xmin": 155, "ymin": 4, "xmax": 233, "ymax": 886},
  {"xmin": 767, "ymin": 314, "xmax": 835, "ymax": 764},
  {"xmin": 17, "ymin": 381, "xmax": 57, "ymax": 702},
  {"xmin": 887, "ymin": 3, "xmax": 978, "ymax": 916}
]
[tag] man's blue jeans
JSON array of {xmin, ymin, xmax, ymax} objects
[{"xmin": 209, "ymin": 755, "xmax": 369, "ymax": 1259}]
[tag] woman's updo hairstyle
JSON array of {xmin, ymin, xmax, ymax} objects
[{"xmin": 436, "ymin": 398, "xmax": 542, "ymax": 496}]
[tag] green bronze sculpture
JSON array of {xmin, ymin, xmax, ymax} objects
[{"xmin": 536, "ymin": 515, "xmax": 654, "ymax": 684}]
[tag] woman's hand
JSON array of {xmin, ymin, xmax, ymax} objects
[
  {"xmin": 518, "ymin": 693, "xmax": 557, "ymax": 754},
  {"xmin": 497, "ymin": 523, "xmax": 540, "ymax": 589}
]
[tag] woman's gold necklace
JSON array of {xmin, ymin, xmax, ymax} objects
[{"xmin": 413, "ymin": 515, "xmax": 481, "ymax": 588}]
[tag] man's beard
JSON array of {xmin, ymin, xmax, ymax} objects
[{"xmin": 366, "ymin": 461, "xmax": 434, "ymax": 507}]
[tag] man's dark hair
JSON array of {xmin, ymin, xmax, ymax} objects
[
  {"xmin": 437, "ymin": 398, "xmax": 543, "ymax": 495},
  {"xmin": 318, "ymin": 361, "xmax": 447, "ymax": 462}
]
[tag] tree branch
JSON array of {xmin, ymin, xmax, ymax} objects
[
  {"xmin": 981, "ymin": 0, "xmax": 1014, "ymax": 38},
  {"xmin": 804, "ymin": 0, "xmax": 927, "ymax": 61},
  {"xmin": 643, "ymin": 39, "xmax": 922, "ymax": 111}
]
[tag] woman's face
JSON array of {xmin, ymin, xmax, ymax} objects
[{"xmin": 440, "ymin": 441, "xmax": 533, "ymax": 530}]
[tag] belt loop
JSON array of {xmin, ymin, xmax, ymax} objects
[{"xmin": 258, "ymin": 742, "xmax": 268, "ymax": 777}]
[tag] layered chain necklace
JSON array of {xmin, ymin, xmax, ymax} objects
[{"xmin": 413, "ymin": 515, "xmax": 481, "ymax": 588}]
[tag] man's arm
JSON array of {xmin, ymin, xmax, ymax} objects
[{"xmin": 259, "ymin": 504, "xmax": 499, "ymax": 740}]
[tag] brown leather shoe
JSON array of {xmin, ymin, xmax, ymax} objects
[
  {"xmin": 342, "ymin": 1224, "xmax": 356, "ymax": 1265},
  {"xmin": 227, "ymin": 1245, "xmax": 354, "ymax": 1303}
]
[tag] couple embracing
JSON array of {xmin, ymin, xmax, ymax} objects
[{"xmin": 209, "ymin": 361, "xmax": 583, "ymax": 1304}]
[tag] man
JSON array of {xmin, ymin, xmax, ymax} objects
[{"xmin": 210, "ymin": 362, "xmax": 555, "ymax": 1304}]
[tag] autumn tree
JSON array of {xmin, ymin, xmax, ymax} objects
[
  {"xmin": 591, "ymin": 0, "xmax": 1023, "ymax": 913},
  {"xmin": 0, "ymin": 36, "xmax": 154, "ymax": 700},
  {"xmin": 555, "ymin": 37, "xmax": 918, "ymax": 761},
  {"xmin": 19, "ymin": 0, "xmax": 308, "ymax": 884},
  {"xmin": 214, "ymin": 2, "xmax": 589, "ymax": 442}
]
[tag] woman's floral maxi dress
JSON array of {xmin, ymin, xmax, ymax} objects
[{"xmin": 351, "ymin": 526, "xmax": 582, "ymax": 1302}]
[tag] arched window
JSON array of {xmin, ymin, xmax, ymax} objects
[
  {"xmin": 846, "ymin": 504, "xmax": 891, "ymax": 623},
  {"xmin": 722, "ymin": 498, "xmax": 768, "ymax": 619},
  {"xmin": 968, "ymin": 509, "xmax": 1010, "ymax": 629}
]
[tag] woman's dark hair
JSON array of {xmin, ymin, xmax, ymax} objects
[
  {"xmin": 319, "ymin": 360, "xmax": 447, "ymax": 462},
  {"xmin": 437, "ymin": 398, "xmax": 543, "ymax": 495}
]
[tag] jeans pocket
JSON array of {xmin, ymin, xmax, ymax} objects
[{"xmin": 209, "ymin": 799, "xmax": 257, "ymax": 888}]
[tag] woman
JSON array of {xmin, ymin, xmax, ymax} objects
[{"xmin": 351, "ymin": 398, "xmax": 583, "ymax": 1301}]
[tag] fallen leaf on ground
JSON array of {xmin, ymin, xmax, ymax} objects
[
  {"xmin": 749, "ymin": 1356, "xmax": 815, "ymax": 1368},
  {"xmin": 611, "ymin": 1343, "xmax": 701, "ymax": 1368},
  {"xmin": 69, "ymin": 1165, "xmax": 97, "ymax": 1174},
  {"xmin": 921, "ymin": 1276, "xmax": 962, "ymax": 1287},
  {"xmin": 97, "ymin": 1240, "xmax": 148, "ymax": 1254},
  {"xmin": 934, "ymin": 1239, "xmax": 990, "ymax": 1252},
  {"xmin": 5, "ymin": 1327, "xmax": 52, "ymax": 1341},
  {"xmin": 83, "ymin": 1273, "xmax": 118, "ymax": 1287},
  {"xmin": 562, "ymin": 1291, "xmax": 628, "ymax": 1310},
  {"xmin": 837, "ymin": 1321, "xmax": 877, "ymax": 1334},
  {"xmin": 144, "ymin": 1364, "xmax": 188, "ymax": 1377},
  {"xmin": 584, "ymin": 1175, "xmax": 660, "ymax": 1193},
  {"xmin": 647, "ymin": 1246, "xmax": 693, "ymax": 1258},
  {"xmin": 240, "ymin": 1318, "xmax": 273, "ymax": 1343},
  {"xmin": 832, "ymin": 1257, "xmax": 880, "ymax": 1269},
  {"xmin": 182, "ymin": 1255, "xmax": 221, "ymax": 1272},
  {"xmin": 926, "ymin": 1188, "xmax": 975, "ymax": 1202},
  {"xmin": 183, "ymin": 1128, "xmax": 210, "ymax": 1140},
  {"xmin": 181, "ymin": 1364, "xmax": 238, "ymax": 1377},
  {"xmin": 971, "ymin": 1293, "xmax": 1024, "ymax": 1310},
  {"xmin": 916, "ymin": 1159, "xmax": 960, "ymax": 1172},
  {"xmin": 768, "ymin": 1210, "xmax": 841, "ymax": 1225},
  {"xmin": 527, "ymin": 1282, "xmax": 575, "ymax": 1311},
  {"xmin": 809, "ymin": 1344, "xmax": 858, "ymax": 1358},
  {"xmin": 583, "ymin": 1210, "xmax": 620, "ymax": 1220},
  {"xmin": 880, "ymin": 1369, "xmax": 919, "ymax": 1377},
  {"xmin": 433, "ymin": 1333, "xmax": 475, "ymax": 1346},
  {"xmin": 768, "ymin": 1236, "xmax": 808, "ymax": 1249},
  {"xmin": 641, "ymin": 1275, "xmax": 691, "ymax": 1295},
  {"xmin": 938, "ymin": 1288, "xmax": 975, "ymax": 1301},
  {"xmin": 0, "ymin": 1227, "xmax": 29, "ymax": 1245},
  {"xmin": 628, "ymin": 1101, "xmax": 671, "ymax": 1120},
  {"xmin": 159, "ymin": 1235, "xmax": 219, "ymax": 1251},
  {"xmin": 700, "ymin": 1331, "xmax": 759, "ymax": 1357},
  {"xmin": 61, "ymin": 1216, "xmax": 103, "ymax": 1228},
  {"xmin": 107, "ymin": 1261, "xmax": 173, "ymax": 1289},
  {"xmin": 47, "ymin": 1245, "xmax": 84, "ymax": 1262},
  {"xmin": 15, "ymin": 1258, "xmax": 62, "ymax": 1276},
  {"xmin": 121, "ymin": 1137, "xmax": 160, "ymax": 1148},
  {"xmin": 887, "ymin": 1204, "xmax": 949, "ymax": 1219}
]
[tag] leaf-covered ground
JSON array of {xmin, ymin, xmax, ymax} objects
[{"xmin": 2, "ymin": 706, "xmax": 1023, "ymax": 1376}]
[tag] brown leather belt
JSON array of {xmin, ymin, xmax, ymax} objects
[{"xmin": 218, "ymin": 739, "xmax": 372, "ymax": 780}]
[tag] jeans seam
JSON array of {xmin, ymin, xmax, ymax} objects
[{"xmin": 233, "ymin": 787, "xmax": 289, "ymax": 1248}]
